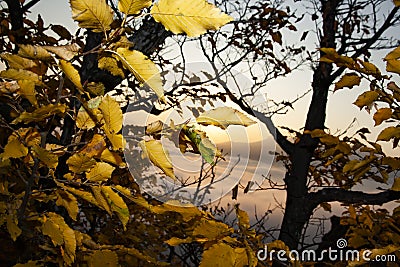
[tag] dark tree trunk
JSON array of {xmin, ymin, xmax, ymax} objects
[{"xmin": 278, "ymin": 0, "xmax": 341, "ymax": 250}]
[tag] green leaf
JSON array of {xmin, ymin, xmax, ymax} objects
[
  {"xmin": 70, "ymin": 0, "xmax": 114, "ymax": 32},
  {"xmin": 139, "ymin": 140, "xmax": 175, "ymax": 179},
  {"xmin": 118, "ymin": 0, "xmax": 151, "ymax": 15},
  {"xmin": 151, "ymin": 0, "xmax": 233, "ymax": 37},
  {"xmin": 334, "ymin": 73, "xmax": 361, "ymax": 91},
  {"xmin": 113, "ymin": 48, "xmax": 165, "ymax": 102},
  {"xmin": 196, "ymin": 107, "xmax": 256, "ymax": 129}
]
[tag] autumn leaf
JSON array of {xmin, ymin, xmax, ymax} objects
[
  {"xmin": 353, "ymin": 91, "xmax": 379, "ymax": 109},
  {"xmin": 80, "ymin": 134, "xmax": 106, "ymax": 157},
  {"xmin": 139, "ymin": 140, "xmax": 175, "ymax": 179},
  {"xmin": 100, "ymin": 149, "xmax": 125, "ymax": 167},
  {"xmin": 70, "ymin": 0, "xmax": 114, "ymax": 32},
  {"xmin": 151, "ymin": 0, "xmax": 233, "ymax": 37},
  {"xmin": 0, "ymin": 69, "xmax": 42, "ymax": 85},
  {"xmin": 12, "ymin": 103, "xmax": 67, "ymax": 124},
  {"xmin": 373, "ymin": 108, "xmax": 392, "ymax": 126},
  {"xmin": 394, "ymin": 0, "xmax": 400, "ymax": 7},
  {"xmin": 0, "ymin": 53, "xmax": 37, "ymax": 70},
  {"xmin": 320, "ymin": 202, "xmax": 332, "ymax": 212},
  {"xmin": 199, "ymin": 243, "xmax": 236, "ymax": 267},
  {"xmin": 320, "ymin": 48, "xmax": 355, "ymax": 67},
  {"xmin": 377, "ymin": 126, "xmax": 400, "ymax": 141},
  {"xmin": 99, "ymin": 95, "xmax": 123, "ymax": 133},
  {"xmin": 91, "ymin": 186, "xmax": 112, "ymax": 215},
  {"xmin": 6, "ymin": 214, "xmax": 22, "ymax": 241},
  {"xmin": 334, "ymin": 73, "xmax": 361, "ymax": 91},
  {"xmin": 88, "ymin": 250, "xmax": 119, "ymax": 267},
  {"xmin": 17, "ymin": 80, "xmax": 37, "ymax": 106},
  {"xmin": 386, "ymin": 59, "xmax": 400, "ymax": 75},
  {"xmin": 41, "ymin": 212, "xmax": 76, "ymax": 265},
  {"xmin": 101, "ymin": 186, "xmax": 130, "ymax": 230},
  {"xmin": 98, "ymin": 56, "xmax": 125, "ymax": 78},
  {"xmin": 56, "ymin": 190, "xmax": 79, "ymax": 220},
  {"xmin": 1, "ymin": 137, "xmax": 28, "ymax": 160},
  {"xmin": 196, "ymin": 107, "xmax": 256, "ymax": 129},
  {"xmin": 18, "ymin": 44, "xmax": 53, "ymax": 61},
  {"xmin": 67, "ymin": 154, "xmax": 96, "ymax": 173},
  {"xmin": 391, "ymin": 178, "xmax": 400, "ymax": 191},
  {"xmin": 236, "ymin": 206, "xmax": 250, "ymax": 229},
  {"xmin": 385, "ymin": 46, "xmax": 400, "ymax": 60},
  {"xmin": 86, "ymin": 162, "xmax": 115, "ymax": 182},
  {"xmin": 113, "ymin": 48, "xmax": 165, "ymax": 102},
  {"xmin": 59, "ymin": 59, "xmax": 84, "ymax": 92},
  {"xmin": 32, "ymin": 146, "xmax": 58, "ymax": 168},
  {"xmin": 118, "ymin": 0, "xmax": 151, "ymax": 15},
  {"xmin": 43, "ymin": 44, "xmax": 80, "ymax": 61},
  {"xmin": 76, "ymin": 107, "xmax": 96, "ymax": 129}
]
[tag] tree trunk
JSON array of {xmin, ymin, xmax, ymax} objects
[{"xmin": 278, "ymin": 0, "xmax": 340, "ymax": 250}]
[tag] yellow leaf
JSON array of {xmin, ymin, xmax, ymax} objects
[
  {"xmin": 114, "ymin": 48, "xmax": 165, "ymax": 102},
  {"xmin": 86, "ymin": 82, "xmax": 105, "ymax": 96},
  {"xmin": 320, "ymin": 48, "xmax": 355, "ymax": 67},
  {"xmin": 100, "ymin": 149, "xmax": 125, "ymax": 167},
  {"xmin": 193, "ymin": 218, "xmax": 233, "ymax": 240},
  {"xmin": 386, "ymin": 59, "xmax": 400, "ymax": 75},
  {"xmin": 98, "ymin": 56, "xmax": 125, "ymax": 78},
  {"xmin": 99, "ymin": 95, "xmax": 123, "ymax": 133},
  {"xmin": 353, "ymin": 91, "xmax": 379, "ymax": 109},
  {"xmin": 151, "ymin": 0, "xmax": 233, "ymax": 37},
  {"xmin": 76, "ymin": 107, "xmax": 96, "ymax": 129},
  {"xmin": 101, "ymin": 186, "xmax": 130, "ymax": 229},
  {"xmin": 86, "ymin": 162, "xmax": 115, "ymax": 182},
  {"xmin": 67, "ymin": 154, "xmax": 96, "ymax": 173},
  {"xmin": 2, "ymin": 137, "xmax": 28, "ymax": 160},
  {"xmin": 14, "ymin": 260, "xmax": 41, "ymax": 267},
  {"xmin": 43, "ymin": 44, "xmax": 80, "ymax": 61},
  {"xmin": 18, "ymin": 44, "xmax": 53, "ymax": 61},
  {"xmin": 81, "ymin": 134, "xmax": 106, "ymax": 157},
  {"xmin": 12, "ymin": 103, "xmax": 67, "ymax": 124},
  {"xmin": 139, "ymin": 140, "xmax": 175, "ymax": 179},
  {"xmin": 236, "ymin": 206, "xmax": 250, "ymax": 229},
  {"xmin": 62, "ymin": 184, "xmax": 99, "ymax": 206},
  {"xmin": 17, "ymin": 80, "xmax": 38, "ymax": 106},
  {"xmin": 377, "ymin": 126, "xmax": 400, "ymax": 141},
  {"xmin": 391, "ymin": 178, "xmax": 400, "ymax": 191},
  {"xmin": 32, "ymin": 146, "xmax": 59, "ymax": 168},
  {"xmin": 150, "ymin": 200, "xmax": 202, "ymax": 221},
  {"xmin": 89, "ymin": 250, "xmax": 119, "ymax": 267},
  {"xmin": 59, "ymin": 59, "xmax": 84, "ymax": 92},
  {"xmin": 42, "ymin": 212, "xmax": 76, "ymax": 265},
  {"xmin": 118, "ymin": 0, "xmax": 151, "ymax": 15},
  {"xmin": 91, "ymin": 186, "xmax": 112, "ymax": 214},
  {"xmin": 373, "ymin": 108, "xmax": 392, "ymax": 126},
  {"xmin": 0, "ymin": 53, "xmax": 37, "ymax": 69},
  {"xmin": 334, "ymin": 73, "xmax": 361, "ymax": 91},
  {"xmin": 196, "ymin": 107, "xmax": 256, "ymax": 129},
  {"xmin": 385, "ymin": 46, "xmax": 400, "ymax": 60},
  {"xmin": 395, "ymin": 0, "xmax": 400, "ymax": 6},
  {"xmin": 56, "ymin": 190, "xmax": 79, "ymax": 220},
  {"xmin": 199, "ymin": 243, "xmax": 236, "ymax": 267},
  {"xmin": 107, "ymin": 133, "xmax": 125, "ymax": 151},
  {"xmin": 70, "ymin": 0, "xmax": 114, "ymax": 32},
  {"xmin": 6, "ymin": 214, "xmax": 21, "ymax": 241},
  {"xmin": 0, "ymin": 69, "xmax": 41, "ymax": 85}
]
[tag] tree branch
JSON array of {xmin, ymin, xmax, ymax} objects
[{"xmin": 309, "ymin": 188, "xmax": 400, "ymax": 208}]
